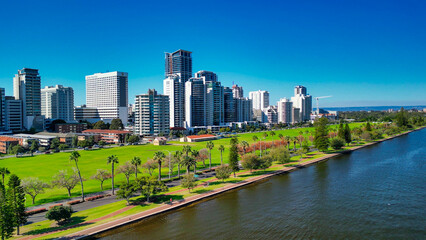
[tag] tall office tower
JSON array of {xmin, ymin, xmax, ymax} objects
[
  {"xmin": 185, "ymin": 78, "xmax": 207, "ymax": 127},
  {"xmin": 165, "ymin": 49, "xmax": 192, "ymax": 82},
  {"xmin": 0, "ymin": 88, "xmax": 4, "ymax": 130},
  {"xmin": 249, "ymin": 90, "xmax": 269, "ymax": 111},
  {"xmin": 291, "ymin": 85, "xmax": 312, "ymax": 121},
  {"xmin": 292, "ymin": 107, "xmax": 300, "ymax": 123},
  {"xmin": 277, "ymin": 98, "xmax": 293, "ymax": 124},
  {"xmin": 41, "ymin": 85, "xmax": 74, "ymax": 121},
  {"xmin": 5, "ymin": 96, "xmax": 23, "ymax": 132},
  {"xmin": 86, "ymin": 71, "xmax": 128, "ymax": 123},
  {"xmin": 13, "ymin": 68, "xmax": 42, "ymax": 129},
  {"xmin": 235, "ymin": 97, "xmax": 253, "ymax": 122},
  {"xmin": 223, "ymin": 87, "xmax": 235, "ymax": 123},
  {"xmin": 294, "ymin": 85, "xmax": 307, "ymax": 96},
  {"xmin": 194, "ymin": 71, "xmax": 223, "ymax": 126},
  {"xmin": 264, "ymin": 105, "xmax": 278, "ymax": 124},
  {"xmin": 163, "ymin": 74, "xmax": 185, "ymax": 128},
  {"xmin": 232, "ymin": 84, "xmax": 244, "ymax": 98},
  {"xmin": 134, "ymin": 89, "xmax": 170, "ymax": 136}
]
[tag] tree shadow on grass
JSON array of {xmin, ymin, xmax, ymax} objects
[
  {"xmin": 208, "ymin": 179, "xmax": 240, "ymax": 186},
  {"xmin": 192, "ymin": 189, "xmax": 212, "ymax": 194},
  {"xmin": 238, "ymin": 170, "xmax": 275, "ymax": 178},
  {"xmin": 23, "ymin": 216, "xmax": 90, "ymax": 236}
]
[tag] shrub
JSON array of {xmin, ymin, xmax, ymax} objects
[
  {"xmin": 330, "ymin": 138, "xmax": 345, "ymax": 150},
  {"xmin": 241, "ymin": 153, "xmax": 260, "ymax": 172},
  {"xmin": 45, "ymin": 206, "xmax": 73, "ymax": 224},
  {"xmin": 269, "ymin": 147, "xmax": 291, "ymax": 164},
  {"xmin": 215, "ymin": 165, "xmax": 232, "ymax": 182}
]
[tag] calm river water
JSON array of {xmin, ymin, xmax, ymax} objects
[{"xmin": 100, "ymin": 129, "xmax": 426, "ymax": 239}]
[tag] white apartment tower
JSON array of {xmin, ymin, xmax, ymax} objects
[
  {"xmin": 291, "ymin": 85, "xmax": 312, "ymax": 121},
  {"xmin": 163, "ymin": 74, "xmax": 185, "ymax": 128},
  {"xmin": 41, "ymin": 85, "xmax": 74, "ymax": 121},
  {"xmin": 249, "ymin": 90, "xmax": 269, "ymax": 111},
  {"xmin": 86, "ymin": 71, "xmax": 128, "ymax": 124},
  {"xmin": 277, "ymin": 98, "xmax": 293, "ymax": 124}
]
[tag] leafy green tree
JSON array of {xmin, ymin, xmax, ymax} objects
[
  {"xmin": 240, "ymin": 141, "xmax": 249, "ymax": 154},
  {"xmin": 77, "ymin": 140, "xmax": 89, "ymax": 148},
  {"xmin": 142, "ymin": 159, "xmax": 158, "ymax": 176},
  {"xmin": 72, "ymin": 136, "xmax": 78, "ymax": 148},
  {"xmin": 52, "ymin": 170, "xmax": 80, "ymax": 197},
  {"xmin": 259, "ymin": 154, "xmax": 273, "ymax": 171},
  {"xmin": 116, "ymin": 182, "xmax": 137, "ymax": 205},
  {"xmin": 12, "ymin": 145, "xmax": 25, "ymax": 157},
  {"xmin": 206, "ymin": 141, "xmax": 214, "ymax": 170},
  {"xmin": 7, "ymin": 175, "xmax": 27, "ymax": 235},
  {"xmin": 296, "ymin": 148, "xmax": 307, "ymax": 162},
  {"xmin": 215, "ymin": 165, "xmax": 232, "ymax": 182},
  {"xmin": 98, "ymin": 140, "xmax": 107, "ymax": 146},
  {"xmin": 337, "ymin": 123, "xmax": 345, "ymax": 140},
  {"xmin": 241, "ymin": 153, "xmax": 259, "ymax": 172},
  {"xmin": 110, "ymin": 118, "xmax": 124, "ymax": 130},
  {"xmin": 58, "ymin": 144, "xmax": 68, "ymax": 151},
  {"xmin": 45, "ymin": 206, "xmax": 72, "ymax": 225},
  {"xmin": 50, "ymin": 138, "xmax": 60, "ymax": 150},
  {"xmin": 69, "ymin": 151, "xmax": 85, "ymax": 201},
  {"xmin": 117, "ymin": 162, "xmax": 135, "ymax": 184},
  {"xmin": 29, "ymin": 140, "xmax": 39, "ymax": 156},
  {"xmin": 270, "ymin": 147, "xmax": 291, "ymax": 164},
  {"xmin": 131, "ymin": 157, "xmax": 141, "ymax": 178},
  {"xmin": 330, "ymin": 138, "xmax": 345, "ymax": 150},
  {"xmin": 180, "ymin": 174, "xmax": 197, "ymax": 193},
  {"xmin": 365, "ymin": 122, "xmax": 372, "ymax": 131},
  {"xmin": 0, "ymin": 168, "xmax": 10, "ymax": 185},
  {"xmin": 0, "ymin": 182, "xmax": 14, "ymax": 240},
  {"xmin": 229, "ymin": 137, "xmax": 240, "ymax": 177},
  {"xmin": 218, "ymin": 145, "xmax": 225, "ymax": 165},
  {"xmin": 93, "ymin": 120, "xmax": 107, "ymax": 129},
  {"xmin": 22, "ymin": 177, "xmax": 49, "ymax": 204},
  {"xmin": 344, "ymin": 124, "xmax": 352, "ymax": 145},
  {"xmin": 91, "ymin": 169, "xmax": 111, "ymax": 191},
  {"xmin": 314, "ymin": 117, "xmax": 330, "ymax": 152},
  {"xmin": 107, "ymin": 155, "xmax": 119, "ymax": 195},
  {"xmin": 153, "ymin": 151, "xmax": 166, "ymax": 181},
  {"xmin": 182, "ymin": 145, "xmax": 192, "ymax": 157},
  {"xmin": 135, "ymin": 176, "xmax": 168, "ymax": 202},
  {"xmin": 395, "ymin": 107, "xmax": 409, "ymax": 127},
  {"xmin": 127, "ymin": 135, "xmax": 140, "ymax": 144}
]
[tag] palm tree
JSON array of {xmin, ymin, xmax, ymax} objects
[
  {"xmin": 206, "ymin": 141, "xmax": 214, "ymax": 170},
  {"xmin": 0, "ymin": 167, "xmax": 10, "ymax": 185},
  {"xmin": 69, "ymin": 151, "xmax": 84, "ymax": 201},
  {"xmin": 252, "ymin": 135, "xmax": 258, "ymax": 153},
  {"xmin": 191, "ymin": 150, "xmax": 199, "ymax": 174},
  {"xmin": 181, "ymin": 156, "xmax": 197, "ymax": 175},
  {"xmin": 270, "ymin": 131, "xmax": 276, "ymax": 138},
  {"xmin": 240, "ymin": 141, "xmax": 249, "ymax": 154},
  {"xmin": 182, "ymin": 145, "xmax": 192, "ymax": 157},
  {"xmin": 278, "ymin": 134, "xmax": 283, "ymax": 140},
  {"xmin": 173, "ymin": 151, "xmax": 183, "ymax": 178},
  {"xmin": 131, "ymin": 157, "xmax": 141, "ymax": 178},
  {"xmin": 285, "ymin": 136, "xmax": 291, "ymax": 150},
  {"xmin": 153, "ymin": 151, "xmax": 166, "ymax": 181},
  {"xmin": 107, "ymin": 155, "xmax": 119, "ymax": 195},
  {"xmin": 218, "ymin": 145, "xmax": 225, "ymax": 165}
]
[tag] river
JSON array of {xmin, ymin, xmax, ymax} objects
[{"xmin": 100, "ymin": 129, "xmax": 426, "ymax": 239}]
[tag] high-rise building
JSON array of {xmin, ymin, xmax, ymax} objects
[
  {"xmin": 165, "ymin": 49, "xmax": 192, "ymax": 82},
  {"xmin": 277, "ymin": 98, "xmax": 293, "ymax": 124},
  {"xmin": 264, "ymin": 106, "xmax": 278, "ymax": 124},
  {"xmin": 134, "ymin": 89, "xmax": 170, "ymax": 136},
  {"xmin": 0, "ymin": 88, "xmax": 5, "ymax": 130},
  {"xmin": 163, "ymin": 74, "xmax": 185, "ymax": 128},
  {"xmin": 232, "ymin": 84, "xmax": 244, "ymax": 98},
  {"xmin": 249, "ymin": 90, "xmax": 269, "ymax": 111},
  {"xmin": 74, "ymin": 106, "xmax": 99, "ymax": 121},
  {"xmin": 223, "ymin": 87, "xmax": 235, "ymax": 123},
  {"xmin": 292, "ymin": 107, "xmax": 300, "ymax": 123},
  {"xmin": 291, "ymin": 85, "xmax": 312, "ymax": 121},
  {"xmin": 235, "ymin": 97, "xmax": 253, "ymax": 122},
  {"xmin": 5, "ymin": 96, "xmax": 23, "ymax": 132},
  {"xmin": 41, "ymin": 85, "xmax": 74, "ymax": 121},
  {"xmin": 86, "ymin": 71, "xmax": 128, "ymax": 123},
  {"xmin": 185, "ymin": 78, "xmax": 207, "ymax": 127},
  {"xmin": 13, "ymin": 68, "xmax": 42, "ymax": 130}
]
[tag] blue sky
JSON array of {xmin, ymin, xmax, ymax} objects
[{"xmin": 0, "ymin": 0, "xmax": 425, "ymax": 107}]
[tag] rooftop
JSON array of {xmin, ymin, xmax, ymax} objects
[
  {"xmin": 0, "ymin": 136, "xmax": 19, "ymax": 142},
  {"xmin": 83, "ymin": 129, "xmax": 131, "ymax": 134},
  {"xmin": 187, "ymin": 134, "xmax": 216, "ymax": 139}
]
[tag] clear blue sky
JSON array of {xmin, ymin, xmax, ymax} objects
[{"xmin": 1, "ymin": 0, "xmax": 425, "ymax": 107}]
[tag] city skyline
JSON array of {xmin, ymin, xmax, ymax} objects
[{"xmin": 1, "ymin": 0, "xmax": 425, "ymax": 107}]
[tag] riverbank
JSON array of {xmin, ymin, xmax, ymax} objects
[{"xmin": 50, "ymin": 126, "xmax": 424, "ymax": 240}]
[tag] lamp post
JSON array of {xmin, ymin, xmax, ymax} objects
[{"xmin": 163, "ymin": 150, "xmax": 175, "ymax": 179}]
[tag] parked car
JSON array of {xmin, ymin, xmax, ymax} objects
[
  {"xmin": 119, "ymin": 144, "xmax": 124, "ymax": 147},
  {"xmin": 45, "ymin": 151, "xmax": 50, "ymax": 154}
]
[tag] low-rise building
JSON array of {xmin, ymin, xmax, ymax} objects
[
  {"xmin": 0, "ymin": 136, "xmax": 19, "ymax": 153},
  {"xmin": 82, "ymin": 129, "xmax": 131, "ymax": 144},
  {"xmin": 180, "ymin": 134, "xmax": 217, "ymax": 143},
  {"xmin": 55, "ymin": 123, "xmax": 87, "ymax": 133},
  {"xmin": 153, "ymin": 137, "xmax": 167, "ymax": 145}
]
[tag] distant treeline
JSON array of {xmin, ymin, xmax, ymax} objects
[{"xmin": 339, "ymin": 108, "xmax": 425, "ymax": 123}]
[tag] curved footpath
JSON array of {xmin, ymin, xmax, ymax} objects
[{"xmin": 19, "ymin": 127, "xmax": 425, "ymax": 240}]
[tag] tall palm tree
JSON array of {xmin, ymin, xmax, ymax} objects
[
  {"xmin": 107, "ymin": 155, "xmax": 119, "ymax": 195},
  {"xmin": 69, "ymin": 151, "xmax": 84, "ymax": 201},
  {"xmin": 285, "ymin": 136, "xmax": 291, "ymax": 150},
  {"xmin": 206, "ymin": 141, "xmax": 214, "ymax": 170},
  {"xmin": 131, "ymin": 156, "xmax": 141, "ymax": 178},
  {"xmin": 173, "ymin": 151, "xmax": 183, "ymax": 178},
  {"xmin": 153, "ymin": 151, "xmax": 166, "ymax": 181},
  {"xmin": 181, "ymin": 156, "xmax": 196, "ymax": 175},
  {"xmin": 240, "ymin": 141, "xmax": 249, "ymax": 154},
  {"xmin": 0, "ymin": 167, "xmax": 10, "ymax": 185},
  {"xmin": 218, "ymin": 145, "xmax": 225, "ymax": 165},
  {"xmin": 191, "ymin": 150, "xmax": 199, "ymax": 174},
  {"xmin": 182, "ymin": 145, "xmax": 192, "ymax": 157},
  {"xmin": 252, "ymin": 135, "xmax": 258, "ymax": 153}
]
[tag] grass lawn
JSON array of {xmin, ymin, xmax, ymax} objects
[{"xmin": 0, "ymin": 123, "xmax": 363, "ymax": 206}]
